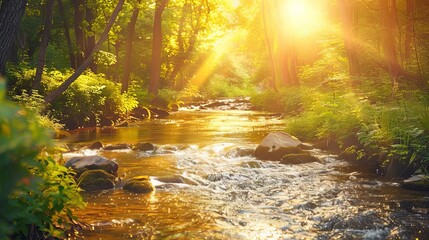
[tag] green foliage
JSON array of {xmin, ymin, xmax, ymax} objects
[
  {"xmin": 284, "ymin": 88, "xmax": 365, "ymax": 146},
  {"xmin": 177, "ymin": 85, "xmax": 204, "ymax": 102},
  {"xmin": 0, "ymin": 79, "xmax": 84, "ymax": 239},
  {"xmin": 10, "ymin": 67, "xmax": 138, "ymax": 129},
  {"xmin": 12, "ymin": 89, "xmax": 63, "ymax": 132},
  {"xmin": 202, "ymin": 74, "xmax": 256, "ymax": 99},
  {"xmin": 251, "ymin": 87, "xmax": 303, "ymax": 113}
]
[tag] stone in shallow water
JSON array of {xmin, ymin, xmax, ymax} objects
[
  {"xmin": 65, "ymin": 155, "xmax": 118, "ymax": 177},
  {"xmin": 132, "ymin": 142, "xmax": 155, "ymax": 151},
  {"xmin": 78, "ymin": 169, "xmax": 115, "ymax": 191},
  {"xmin": 103, "ymin": 143, "xmax": 131, "ymax": 150},
  {"xmin": 280, "ymin": 153, "xmax": 321, "ymax": 165},
  {"xmin": 255, "ymin": 132, "xmax": 304, "ymax": 161},
  {"xmin": 123, "ymin": 176, "xmax": 155, "ymax": 193}
]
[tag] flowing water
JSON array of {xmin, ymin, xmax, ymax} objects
[{"xmin": 63, "ymin": 106, "xmax": 429, "ymax": 239}]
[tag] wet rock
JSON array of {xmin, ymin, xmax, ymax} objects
[
  {"xmin": 132, "ymin": 142, "xmax": 155, "ymax": 151},
  {"xmin": 170, "ymin": 103, "xmax": 180, "ymax": 111},
  {"xmin": 239, "ymin": 161, "xmax": 262, "ymax": 168},
  {"xmin": 402, "ymin": 175, "xmax": 429, "ymax": 191},
  {"xmin": 77, "ymin": 169, "xmax": 115, "ymax": 191},
  {"xmin": 149, "ymin": 107, "xmax": 170, "ymax": 118},
  {"xmin": 65, "ymin": 155, "xmax": 118, "ymax": 177},
  {"xmin": 254, "ymin": 132, "xmax": 303, "ymax": 161},
  {"xmin": 116, "ymin": 121, "xmax": 129, "ymax": 127},
  {"xmin": 224, "ymin": 147, "xmax": 255, "ymax": 158},
  {"xmin": 131, "ymin": 107, "xmax": 150, "ymax": 119},
  {"xmin": 295, "ymin": 202, "xmax": 318, "ymax": 210},
  {"xmin": 103, "ymin": 143, "xmax": 131, "ymax": 150},
  {"xmin": 88, "ymin": 141, "xmax": 104, "ymax": 150},
  {"xmin": 123, "ymin": 176, "xmax": 155, "ymax": 193},
  {"xmin": 280, "ymin": 153, "xmax": 321, "ymax": 165},
  {"xmin": 203, "ymin": 101, "xmax": 228, "ymax": 108}
]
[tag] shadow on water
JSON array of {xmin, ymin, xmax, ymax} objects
[{"xmin": 64, "ymin": 109, "xmax": 429, "ymax": 239}]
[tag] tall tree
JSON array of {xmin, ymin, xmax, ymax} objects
[
  {"xmin": 74, "ymin": 0, "xmax": 85, "ymax": 67},
  {"xmin": 58, "ymin": 0, "xmax": 76, "ymax": 69},
  {"xmin": 338, "ymin": 0, "xmax": 361, "ymax": 77},
  {"xmin": 0, "ymin": 0, "xmax": 28, "ymax": 77},
  {"xmin": 379, "ymin": 0, "xmax": 402, "ymax": 86},
  {"xmin": 148, "ymin": 0, "xmax": 169, "ymax": 97},
  {"xmin": 275, "ymin": 0, "xmax": 298, "ymax": 86},
  {"xmin": 121, "ymin": 1, "xmax": 141, "ymax": 93},
  {"xmin": 33, "ymin": 0, "xmax": 55, "ymax": 90},
  {"xmin": 85, "ymin": 3, "xmax": 97, "ymax": 72},
  {"xmin": 44, "ymin": 0, "xmax": 125, "ymax": 103},
  {"xmin": 261, "ymin": 0, "xmax": 277, "ymax": 90}
]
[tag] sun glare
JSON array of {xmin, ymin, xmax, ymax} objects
[{"xmin": 281, "ymin": 0, "xmax": 328, "ymax": 37}]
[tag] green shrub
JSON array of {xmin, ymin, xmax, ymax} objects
[{"xmin": 0, "ymin": 79, "xmax": 85, "ymax": 239}]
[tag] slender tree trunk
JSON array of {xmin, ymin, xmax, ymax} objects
[
  {"xmin": 338, "ymin": 0, "xmax": 361, "ymax": 77},
  {"xmin": 379, "ymin": 0, "xmax": 402, "ymax": 86},
  {"xmin": 45, "ymin": 0, "xmax": 125, "ymax": 103},
  {"xmin": 58, "ymin": 0, "xmax": 76, "ymax": 69},
  {"xmin": 148, "ymin": 0, "xmax": 169, "ymax": 96},
  {"xmin": 121, "ymin": 4, "xmax": 140, "ymax": 93},
  {"xmin": 404, "ymin": 0, "xmax": 414, "ymax": 61},
  {"xmin": 262, "ymin": 0, "xmax": 277, "ymax": 90},
  {"xmin": 85, "ymin": 4, "xmax": 97, "ymax": 72},
  {"xmin": 33, "ymin": 0, "xmax": 55, "ymax": 90},
  {"xmin": 0, "ymin": 0, "xmax": 28, "ymax": 77},
  {"xmin": 74, "ymin": 0, "xmax": 85, "ymax": 67}
]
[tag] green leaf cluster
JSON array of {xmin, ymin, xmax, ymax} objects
[{"xmin": 0, "ymin": 79, "xmax": 85, "ymax": 239}]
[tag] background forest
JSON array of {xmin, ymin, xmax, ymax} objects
[{"xmin": 1, "ymin": 0, "xmax": 429, "ymax": 238}]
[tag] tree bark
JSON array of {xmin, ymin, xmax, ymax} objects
[
  {"xmin": 262, "ymin": 0, "xmax": 277, "ymax": 90},
  {"xmin": 121, "ymin": 3, "xmax": 140, "ymax": 93},
  {"xmin": 74, "ymin": 0, "xmax": 85, "ymax": 67},
  {"xmin": 404, "ymin": 0, "xmax": 414, "ymax": 61},
  {"xmin": 0, "ymin": 0, "xmax": 28, "ymax": 77},
  {"xmin": 379, "ymin": 0, "xmax": 402, "ymax": 86},
  {"xmin": 45, "ymin": 0, "xmax": 125, "ymax": 103},
  {"xmin": 58, "ymin": 0, "xmax": 76, "ymax": 69},
  {"xmin": 33, "ymin": 0, "xmax": 55, "ymax": 90},
  {"xmin": 338, "ymin": 0, "xmax": 361, "ymax": 77},
  {"xmin": 85, "ymin": 4, "xmax": 97, "ymax": 72},
  {"xmin": 148, "ymin": 0, "xmax": 169, "ymax": 97}
]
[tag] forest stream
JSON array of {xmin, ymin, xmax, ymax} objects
[{"xmin": 62, "ymin": 103, "xmax": 429, "ymax": 240}]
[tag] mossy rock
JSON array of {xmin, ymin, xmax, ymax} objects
[
  {"xmin": 255, "ymin": 132, "xmax": 304, "ymax": 161},
  {"xmin": 280, "ymin": 153, "xmax": 321, "ymax": 165},
  {"xmin": 65, "ymin": 155, "xmax": 118, "ymax": 178},
  {"xmin": 123, "ymin": 176, "xmax": 155, "ymax": 193},
  {"xmin": 78, "ymin": 170, "xmax": 115, "ymax": 191},
  {"xmin": 255, "ymin": 146, "xmax": 303, "ymax": 161},
  {"xmin": 132, "ymin": 142, "xmax": 155, "ymax": 151}
]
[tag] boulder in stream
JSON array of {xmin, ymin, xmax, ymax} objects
[
  {"xmin": 132, "ymin": 142, "xmax": 155, "ymax": 151},
  {"xmin": 280, "ymin": 153, "xmax": 321, "ymax": 165},
  {"xmin": 77, "ymin": 169, "xmax": 116, "ymax": 191},
  {"xmin": 103, "ymin": 143, "xmax": 131, "ymax": 150},
  {"xmin": 123, "ymin": 176, "xmax": 155, "ymax": 193},
  {"xmin": 65, "ymin": 155, "xmax": 118, "ymax": 177},
  {"xmin": 402, "ymin": 175, "xmax": 429, "ymax": 191},
  {"xmin": 149, "ymin": 107, "xmax": 170, "ymax": 118},
  {"xmin": 255, "ymin": 132, "xmax": 304, "ymax": 161},
  {"xmin": 88, "ymin": 141, "xmax": 104, "ymax": 150}
]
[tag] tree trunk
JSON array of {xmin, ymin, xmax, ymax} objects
[
  {"xmin": 338, "ymin": 0, "xmax": 361, "ymax": 77},
  {"xmin": 44, "ymin": 0, "xmax": 125, "ymax": 103},
  {"xmin": 74, "ymin": 0, "xmax": 85, "ymax": 67},
  {"xmin": 262, "ymin": 0, "xmax": 277, "ymax": 90},
  {"xmin": 148, "ymin": 0, "xmax": 169, "ymax": 97},
  {"xmin": 85, "ymin": 4, "xmax": 97, "ymax": 72},
  {"xmin": 404, "ymin": 0, "xmax": 414, "ymax": 61},
  {"xmin": 58, "ymin": 0, "xmax": 76, "ymax": 69},
  {"xmin": 33, "ymin": 0, "xmax": 55, "ymax": 90},
  {"xmin": 121, "ymin": 4, "xmax": 140, "ymax": 93},
  {"xmin": 379, "ymin": 0, "xmax": 402, "ymax": 86},
  {"xmin": 0, "ymin": 0, "xmax": 28, "ymax": 77}
]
